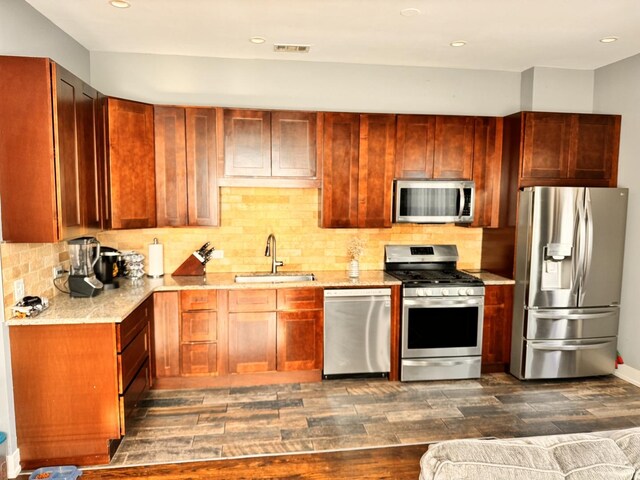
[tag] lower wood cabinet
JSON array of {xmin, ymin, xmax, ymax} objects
[
  {"xmin": 153, "ymin": 287, "xmax": 324, "ymax": 383},
  {"xmin": 9, "ymin": 296, "xmax": 153, "ymax": 468},
  {"xmin": 481, "ymin": 284, "xmax": 514, "ymax": 373}
]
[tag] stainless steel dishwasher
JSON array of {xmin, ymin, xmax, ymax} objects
[{"xmin": 323, "ymin": 288, "xmax": 391, "ymax": 378}]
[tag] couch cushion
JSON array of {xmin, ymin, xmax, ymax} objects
[
  {"xmin": 596, "ymin": 428, "xmax": 640, "ymax": 480},
  {"xmin": 420, "ymin": 433, "xmax": 635, "ymax": 480}
]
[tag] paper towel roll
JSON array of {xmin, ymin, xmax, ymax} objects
[{"xmin": 147, "ymin": 239, "xmax": 164, "ymax": 278}]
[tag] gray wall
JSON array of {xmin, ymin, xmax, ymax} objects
[
  {"xmin": 0, "ymin": 0, "xmax": 91, "ymax": 468},
  {"xmin": 0, "ymin": 0, "xmax": 90, "ymax": 81},
  {"xmin": 90, "ymin": 51, "xmax": 522, "ymax": 115},
  {"xmin": 594, "ymin": 53, "xmax": 640, "ymax": 370}
]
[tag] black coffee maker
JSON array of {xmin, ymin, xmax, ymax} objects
[{"xmin": 94, "ymin": 246, "xmax": 124, "ymax": 289}]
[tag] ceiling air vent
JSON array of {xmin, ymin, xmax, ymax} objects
[{"xmin": 273, "ymin": 44, "xmax": 311, "ymax": 53}]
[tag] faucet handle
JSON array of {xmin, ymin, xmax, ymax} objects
[{"xmin": 275, "ymin": 260, "xmax": 284, "ymax": 268}]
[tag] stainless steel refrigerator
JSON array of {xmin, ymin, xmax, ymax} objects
[{"xmin": 510, "ymin": 186, "xmax": 628, "ymax": 380}]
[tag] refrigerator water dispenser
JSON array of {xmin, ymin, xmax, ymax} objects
[{"xmin": 541, "ymin": 243, "xmax": 572, "ymax": 290}]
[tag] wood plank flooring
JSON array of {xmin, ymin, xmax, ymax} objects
[{"xmin": 17, "ymin": 373, "xmax": 640, "ymax": 479}]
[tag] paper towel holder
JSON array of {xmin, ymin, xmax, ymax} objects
[{"xmin": 147, "ymin": 238, "xmax": 165, "ymax": 278}]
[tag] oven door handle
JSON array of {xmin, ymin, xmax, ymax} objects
[{"xmin": 403, "ymin": 298, "xmax": 483, "ymax": 307}]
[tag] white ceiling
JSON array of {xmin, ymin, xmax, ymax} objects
[{"xmin": 24, "ymin": 0, "xmax": 640, "ymax": 72}]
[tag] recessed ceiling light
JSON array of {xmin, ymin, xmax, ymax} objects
[
  {"xmin": 109, "ymin": 0, "xmax": 130, "ymax": 8},
  {"xmin": 450, "ymin": 41, "xmax": 467, "ymax": 47},
  {"xmin": 250, "ymin": 36, "xmax": 266, "ymax": 44},
  {"xmin": 600, "ymin": 36, "xmax": 619, "ymax": 43},
  {"xmin": 400, "ymin": 8, "xmax": 421, "ymax": 17}
]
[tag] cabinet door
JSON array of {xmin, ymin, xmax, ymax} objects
[
  {"xmin": 395, "ymin": 115, "xmax": 435, "ymax": 178},
  {"xmin": 358, "ymin": 114, "xmax": 395, "ymax": 228},
  {"xmin": 186, "ymin": 107, "xmax": 219, "ymax": 226},
  {"xmin": 228, "ymin": 312, "xmax": 277, "ymax": 373},
  {"xmin": 570, "ymin": 114, "xmax": 620, "ymax": 182},
  {"xmin": 54, "ymin": 65, "xmax": 84, "ymax": 239},
  {"xmin": 521, "ymin": 112, "xmax": 572, "ymax": 180},
  {"xmin": 153, "ymin": 292, "xmax": 180, "ymax": 378},
  {"xmin": 78, "ymin": 83, "xmax": 102, "ymax": 233},
  {"xmin": 271, "ymin": 111, "xmax": 317, "ymax": 177},
  {"xmin": 482, "ymin": 284, "xmax": 514, "ymax": 373},
  {"xmin": 107, "ymin": 98, "xmax": 156, "ymax": 229},
  {"xmin": 154, "ymin": 106, "xmax": 187, "ymax": 227},
  {"xmin": 181, "ymin": 343, "xmax": 217, "ymax": 376},
  {"xmin": 181, "ymin": 312, "xmax": 217, "ymax": 343},
  {"xmin": 321, "ymin": 112, "xmax": 360, "ymax": 228},
  {"xmin": 433, "ymin": 115, "xmax": 474, "ymax": 179},
  {"xmin": 277, "ymin": 310, "xmax": 323, "ymax": 371},
  {"xmin": 224, "ymin": 109, "xmax": 271, "ymax": 177},
  {"xmin": 472, "ymin": 117, "xmax": 504, "ymax": 228}
]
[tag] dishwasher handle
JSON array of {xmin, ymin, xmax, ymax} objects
[{"xmin": 324, "ymin": 288, "xmax": 391, "ymax": 298}]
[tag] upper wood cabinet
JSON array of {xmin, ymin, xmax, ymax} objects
[
  {"xmin": 472, "ymin": 116, "xmax": 504, "ymax": 228},
  {"xmin": 222, "ymin": 109, "xmax": 319, "ymax": 185},
  {"xmin": 0, "ymin": 56, "xmax": 103, "ymax": 242},
  {"xmin": 322, "ymin": 112, "xmax": 395, "ymax": 228},
  {"xmin": 517, "ymin": 112, "xmax": 620, "ymax": 187},
  {"xmin": 395, "ymin": 115, "xmax": 474, "ymax": 180},
  {"xmin": 106, "ymin": 98, "xmax": 157, "ymax": 229},
  {"xmin": 154, "ymin": 106, "xmax": 219, "ymax": 227}
]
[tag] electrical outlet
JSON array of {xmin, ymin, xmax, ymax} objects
[
  {"xmin": 52, "ymin": 265, "xmax": 65, "ymax": 279},
  {"xmin": 14, "ymin": 279, "xmax": 25, "ymax": 302},
  {"xmin": 211, "ymin": 250, "xmax": 224, "ymax": 259}
]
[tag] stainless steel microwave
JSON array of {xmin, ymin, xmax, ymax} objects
[{"xmin": 393, "ymin": 180, "xmax": 475, "ymax": 224}]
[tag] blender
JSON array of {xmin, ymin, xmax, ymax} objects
[{"xmin": 68, "ymin": 237, "xmax": 104, "ymax": 297}]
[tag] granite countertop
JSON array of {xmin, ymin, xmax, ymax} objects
[
  {"xmin": 463, "ymin": 270, "xmax": 515, "ymax": 285},
  {"xmin": 7, "ymin": 270, "xmax": 400, "ymax": 326}
]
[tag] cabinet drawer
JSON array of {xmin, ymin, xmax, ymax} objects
[
  {"xmin": 228, "ymin": 289, "xmax": 276, "ymax": 312},
  {"xmin": 180, "ymin": 290, "xmax": 217, "ymax": 311},
  {"xmin": 181, "ymin": 343, "xmax": 217, "ymax": 376},
  {"xmin": 121, "ymin": 359, "xmax": 149, "ymax": 434},
  {"xmin": 118, "ymin": 296, "xmax": 152, "ymax": 351},
  {"xmin": 182, "ymin": 311, "xmax": 217, "ymax": 342},
  {"xmin": 119, "ymin": 324, "xmax": 149, "ymax": 393},
  {"xmin": 277, "ymin": 288, "xmax": 323, "ymax": 310}
]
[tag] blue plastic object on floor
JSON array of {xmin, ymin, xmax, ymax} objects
[{"xmin": 28, "ymin": 466, "xmax": 82, "ymax": 480}]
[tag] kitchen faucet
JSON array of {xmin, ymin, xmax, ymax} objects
[{"xmin": 264, "ymin": 233, "xmax": 283, "ymax": 274}]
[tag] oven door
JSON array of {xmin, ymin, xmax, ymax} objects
[{"xmin": 402, "ymin": 297, "xmax": 484, "ymax": 358}]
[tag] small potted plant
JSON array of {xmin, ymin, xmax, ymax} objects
[{"xmin": 347, "ymin": 237, "xmax": 365, "ymax": 278}]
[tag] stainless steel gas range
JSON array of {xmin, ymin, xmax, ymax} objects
[{"xmin": 385, "ymin": 245, "xmax": 485, "ymax": 381}]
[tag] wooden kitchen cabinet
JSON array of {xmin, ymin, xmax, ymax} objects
[
  {"xmin": 0, "ymin": 56, "xmax": 103, "ymax": 242},
  {"xmin": 179, "ymin": 290, "xmax": 220, "ymax": 375},
  {"xmin": 228, "ymin": 290, "xmax": 278, "ymax": 374},
  {"xmin": 106, "ymin": 97, "xmax": 156, "ymax": 229},
  {"xmin": 481, "ymin": 284, "xmax": 514, "ymax": 373},
  {"xmin": 154, "ymin": 106, "xmax": 219, "ymax": 226},
  {"xmin": 472, "ymin": 116, "xmax": 505, "ymax": 228},
  {"xmin": 276, "ymin": 288, "xmax": 324, "ymax": 371},
  {"xmin": 9, "ymin": 295, "xmax": 153, "ymax": 469},
  {"xmin": 321, "ymin": 112, "xmax": 395, "ymax": 228},
  {"xmin": 222, "ymin": 109, "xmax": 320, "ymax": 185},
  {"xmin": 517, "ymin": 111, "xmax": 620, "ymax": 187},
  {"xmin": 395, "ymin": 115, "xmax": 474, "ymax": 180}
]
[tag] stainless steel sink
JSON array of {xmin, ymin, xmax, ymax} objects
[{"xmin": 234, "ymin": 273, "xmax": 316, "ymax": 283}]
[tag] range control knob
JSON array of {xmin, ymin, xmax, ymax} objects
[
  {"xmin": 466, "ymin": 288, "xmax": 475, "ymax": 296},
  {"xmin": 458, "ymin": 288, "xmax": 467, "ymax": 296},
  {"xmin": 417, "ymin": 288, "xmax": 426, "ymax": 297},
  {"xmin": 441, "ymin": 288, "xmax": 449, "ymax": 296}
]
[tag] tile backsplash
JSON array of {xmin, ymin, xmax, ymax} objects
[{"xmin": 1, "ymin": 187, "xmax": 482, "ymax": 319}]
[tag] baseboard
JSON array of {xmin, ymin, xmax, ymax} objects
[
  {"xmin": 7, "ymin": 447, "xmax": 21, "ymax": 479},
  {"xmin": 614, "ymin": 364, "xmax": 640, "ymax": 387}
]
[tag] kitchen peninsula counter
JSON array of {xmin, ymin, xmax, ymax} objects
[{"xmin": 7, "ymin": 270, "xmax": 400, "ymax": 326}]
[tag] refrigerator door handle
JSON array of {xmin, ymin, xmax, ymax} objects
[
  {"xmin": 530, "ymin": 311, "xmax": 616, "ymax": 321},
  {"xmin": 572, "ymin": 192, "xmax": 587, "ymax": 298},
  {"xmin": 581, "ymin": 190, "xmax": 594, "ymax": 304},
  {"xmin": 530, "ymin": 340, "xmax": 614, "ymax": 351}
]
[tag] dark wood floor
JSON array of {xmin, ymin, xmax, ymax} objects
[{"xmin": 19, "ymin": 445, "xmax": 427, "ymax": 479}]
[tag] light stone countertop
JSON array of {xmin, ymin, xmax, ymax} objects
[
  {"xmin": 7, "ymin": 270, "xmax": 400, "ymax": 326},
  {"xmin": 463, "ymin": 270, "xmax": 515, "ymax": 285}
]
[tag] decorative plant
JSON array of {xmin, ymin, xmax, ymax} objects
[{"xmin": 347, "ymin": 237, "xmax": 365, "ymax": 261}]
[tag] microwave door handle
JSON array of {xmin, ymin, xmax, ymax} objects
[{"xmin": 458, "ymin": 187, "xmax": 465, "ymax": 217}]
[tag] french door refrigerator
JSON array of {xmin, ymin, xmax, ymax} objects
[{"xmin": 510, "ymin": 186, "xmax": 628, "ymax": 380}]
